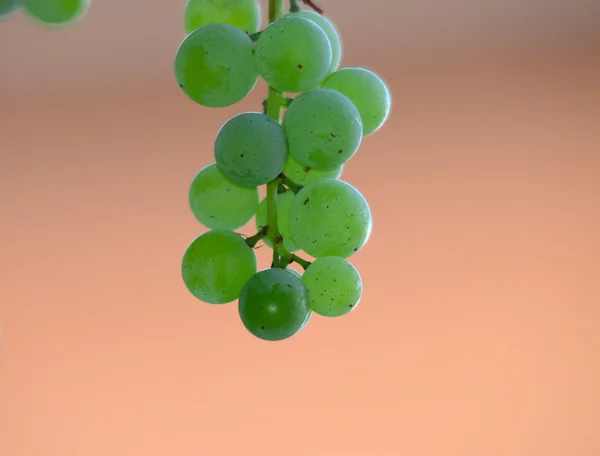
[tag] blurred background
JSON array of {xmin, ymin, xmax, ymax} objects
[{"xmin": 1, "ymin": 1, "xmax": 599, "ymax": 455}]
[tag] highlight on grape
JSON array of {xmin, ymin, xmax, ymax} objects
[
  {"xmin": 178, "ymin": 0, "xmax": 391, "ymax": 341},
  {"xmin": 0, "ymin": 0, "xmax": 90, "ymax": 26}
]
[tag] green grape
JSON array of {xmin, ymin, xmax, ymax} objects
[
  {"xmin": 182, "ymin": 230, "xmax": 257, "ymax": 304},
  {"xmin": 321, "ymin": 67, "xmax": 391, "ymax": 136},
  {"xmin": 238, "ymin": 268, "xmax": 311, "ymax": 341},
  {"xmin": 214, "ymin": 112, "xmax": 287, "ymax": 187},
  {"xmin": 255, "ymin": 190, "xmax": 298, "ymax": 252},
  {"xmin": 283, "ymin": 155, "xmax": 343, "ymax": 186},
  {"xmin": 302, "ymin": 257, "xmax": 362, "ymax": 317},
  {"xmin": 189, "ymin": 163, "xmax": 259, "ymax": 230},
  {"xmin": 174, "ymin": 24, "xmax": 258, "ymax": 108},
  {"xmin": 301, "ymin": 304, "xmax": 313, "ymax": 329},
  {"xmin": 184, "ymin": 0, "xmax": 261, "ymax": 34},
  {"xmin": 284, "ymin": 10, "xmax": 342, "ymax": 74},
  {"xmin": 283, "ymin": 88, "xmax": 362, "ymax": 170},
  {"xmin": 255, "ymin": 17, "xmax": 331, "ymax": 93},
  {"xmin": 287, "ymin": 268, "xmax": 313, "ymax": 328},
  {"xmin": 23, "ymin": 0, "xmax": 89, "ymax": 25},
  {"xmin": 289, "ymin": 179, "xmax": 371, "ymax": 258},
  {"xmin": 0, "ymin": 0, "xmax": 21, "ymax": 20}
]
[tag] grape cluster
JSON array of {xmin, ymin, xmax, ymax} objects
[
  {"xmin": 178, "ymin": 0, "xmax": 391, "ymax": 341},
  {"xmin": 0, "ymin": 0, "xmax": 89, "ymax": 26}
]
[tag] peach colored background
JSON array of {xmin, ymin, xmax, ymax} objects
[{"xmin": 1, "ymin": 1, "xmax": 599, "ymax": 455}]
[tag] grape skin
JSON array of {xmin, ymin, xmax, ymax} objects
[
  {"xmin": 288, "ymin": 179, "xmax": 372, "ymax": 258},
  {"xmin": 189, "ymin": 163, "xmax": 259, "ymax": 230},
  {"xmin": 284, "ymin": 10, "xmax": 342, "ymax": 75},
  {"xmin": 184, "ymin": 0, "xmax": 261, "ymax": 34},
  {"xmin": 214, "ymin": 112, "xmax": 288, "ymax": 187},
  {"xmin": 23, "ymin": 0, "xmax": 89, "ymax": 25},
  {"xmin": 302, "ymin": 257, "xmax": 362, "ymax": 317},
  {"xmin": 255, "ymin": 17, "xmax": 332, "ymax": 93},
  {"xmin": 182, "ymin": 231, "xmax": 257, "ymax": 304},
  {"xmin": 321, "ymin": 67, "xmax": 391, "ymax": 136},
  {"xmin": 288, "ymin": 269, "xmax": 313, "ymax": 328},
  {"xmin": 238, "ymin": 268, "xmax": 311, "ymax": 341},
  {"xmin": 283, "ymin": 156, "xmax": 343, "ymax": 186},
  {"xmin": 255, "ymin": 190, "xmax": 298, "ymax": 252},
  {"xmin": 301, "ymin": 307, "xmax": 313, "ymax": 329},
  {"xmin": 283, "ymin": 88, "xmax": 362, "ymax": 170},
  {"xmin": 174, "ymin": 24, "xmax": 258, "ymax": 108},
  {"xmin": 0, "ymin": 0, "xmax": 21, "ymax": 20}
]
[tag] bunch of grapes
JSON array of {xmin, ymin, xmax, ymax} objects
[
  {"xmin": 177, "ymin": 0, "xmax": 391, "ymax": 341},
  {"xmin": 0, "ymin": 0, "xmax": 90, "ymax": 26}
]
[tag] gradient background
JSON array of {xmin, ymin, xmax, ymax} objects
[{"xmin": 1, "ymin": 1, "xmax": 599, "ymax": 455}]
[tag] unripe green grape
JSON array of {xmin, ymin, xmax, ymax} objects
[
  {"xmin": 174, "ymin": 24, "xmax": 258, "ymax": 108},
  {"xmin": 302, "ymin": 309, "xmax": 313, "ymax": 328},
  {"xmin": 255, "ymin": 17, "xmax": 331, "ymax": 93},
  {"xmin": 0, "ymin": 0, "xmax": 21, "ymax": 20},
  {"xmin": 321, "ymin": 67, "xmax": 391, "ymax": 136},
  {"xmin": 214, "ymin": 112, "xmax": 288, "ymax": 187},
  {"xmin": 288, "ymin": 269, "xmax": 313, "ymax": 328},
  {"xmin": 289, "ymin": 179, "xmax": 372, "ymax": 258},
  {"xmin": 255, "ymin": 190, "xmax": 298, "ymax": 252},
  {"xmin": 283, "ymin": 156, "xmax": 343, "ymax": 186},
  {"xmin": 189, "ymin": 163, "xmax": 259, "ymax": 230},
  {"xmin": 284, "ymin": 10, "xmax": 342, "ymax": 74},
  {"xmin": 182, "ymin": 230, "xmax": 257, "ymax": 304},
  {"xmin": 302, "ymin": 257, "xmax": 362, "ymax": 317},
  {"xmin": 184, "ymin": 0, "xmax": 261, "ymax": 34},
  {"xmin": 238, "ymin": 268, "xmax": 311, "ymax": 341},
  {"xmin": 23, "ymin": 0, "xmax": 89, "ymax": 25},
  {"xmin": 283, "ymin": 88, "xmax": 362, "ymax": 170}
]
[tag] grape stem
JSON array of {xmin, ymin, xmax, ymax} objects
[
  {"xmin": 268, "ymin": 0, "xmax": 284, "ymax": 23},
  {"xmin": 288, "ymin": 0, "xmax": 324, "ymax": 15},
  {"xmin": 300, "ymin": 0, "xmax": 324, "ymax": 14},
  {"xmin": 279, "ymin": 173, "xmax": 303, "ymax": 193},
  {"xmin": 264, "ymin": 0, "xmax": 312, "ymax": 271},
  {"xmin": 271, "ymin": 249, "xmax": 279, "ymax": 268},
  {"xmin": 245, "ymin": 225, "xmax": 268, "ymax": 248},
  {"xmin": 291, "ymin": 254, "xmax": 312, "ymax": 270},
  {"xmin": 265, "ymin": 173, "xmax": 283, "ymax": 249}
]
